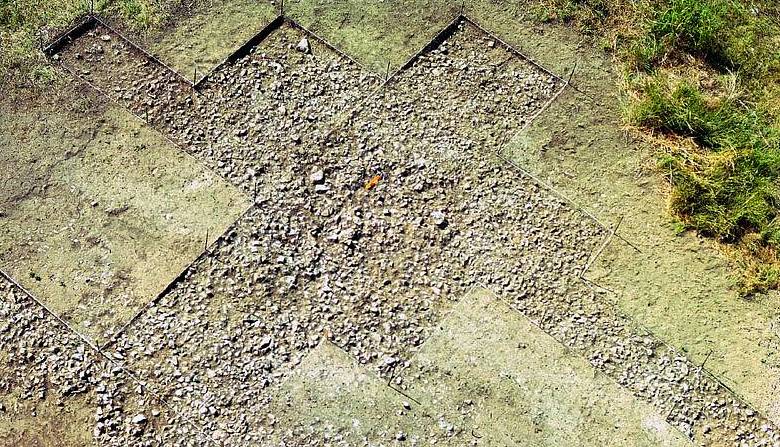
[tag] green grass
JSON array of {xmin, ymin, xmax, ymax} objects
[
  {"xmin": 630, "ymin": 0, "xmax": 780, "ymax": 81},
  {"xmin": 636, "ymin": 0, "xmax": 731, "ymax": 68},
  {"xmin": 630, "ymin": 77, "xmax": 773, "ymax": 150},
  {"xmin": 529, "ymin": 0, "xmax": 630, "ymax": 31},
  {"xmin": 535, "ymin": 0, "xmax": 780, "ymax": 294},
  {"xmin": 647, "ymin": 106, "xmax": 780, "ymax": 244},
  {"xmin": 1, "ymin": 0, "xmax": 89, "ymax": 85},
  {"xmin": 625, "ymin": 1, "xmax": 780, "ymax": 295}
]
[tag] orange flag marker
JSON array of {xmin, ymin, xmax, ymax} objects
[{"xmin": 364, "ymin": 175, "xmax": 381, "ymax": 190}]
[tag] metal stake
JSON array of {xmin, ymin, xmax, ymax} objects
[
  {"xmin": 385, "ymin": 61, "xmax": 390, "ymax": 81},
  {"xmin": 567, "ymin": 61, "xmax": 578, "ymax": 85}
]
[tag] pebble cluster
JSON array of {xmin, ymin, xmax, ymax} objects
[
  {"xmin": 57, "ymin": 24, "xmax": 378, "ymax": 195},
  {"xmin": 1, "ymin": 17, "xmax": 777, "ymax": 447},
  {"xmin": 0, "ymin": 276, "xmax": 213, "ymax": 446}
]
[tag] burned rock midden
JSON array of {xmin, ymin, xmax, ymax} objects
[{"xmin": 2, "ymin": 15, "xmax": 779, "ymax": 446}]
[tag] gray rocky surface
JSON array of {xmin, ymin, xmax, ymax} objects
[{"xmin": 1, "ymin": 17, "xmax": 777, "ymax": 447}]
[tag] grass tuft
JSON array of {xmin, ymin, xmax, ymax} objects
[
  {"xmin": 539, "ymin": 0, "xmax": 780, "ymax": 295},
  {"xmin": 631, "ymin": 73, "xmax": 780, "ymax": 294},
  {"xmin": 646, "ymin": 0, "xmax": 731, "ymax": 65},
  {"xmin": 629, "ymin": 0, "xmax": 780, "ymax": 83}
]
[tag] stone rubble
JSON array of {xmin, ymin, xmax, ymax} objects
[
  {"xmin": 0, "ymin": 18, "xmax": 777, "ymax": 447},
  {"xmin": 0, "ymin": 277, "xmax": 214, "ymax": 446}
]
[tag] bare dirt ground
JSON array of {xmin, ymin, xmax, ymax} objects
[
  {"xmin": 285, "ymin": 0, "xmax": 460, "ymax": 73},
  {"xmin": 0, "ymin": 392, "xmax": 93, "ymax": 447},
  {"xmin": 2, "ymin": 2, "xmax": 780, "ymax": 446},
  {"xmin": 270, "ymin": 289, "xmax": 689, "ymax": 445},
  {"xmin": 147, "ymin": 0, "xmax": 278, "ymax": 76},
  {"xmin": 0, "ymin": 81, "xmax": 249, "ymax": 344}
]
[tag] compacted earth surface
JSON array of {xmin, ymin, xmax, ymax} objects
[
  {"xmin": 0, "ymin": 77, "xmax": 249, "ymax": 345},
  {"xmin": 1, "ymin": 11, "xmax": 780, "ymax": 447}
]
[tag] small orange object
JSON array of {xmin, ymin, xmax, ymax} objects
[{"xmin": 364, "ymin": 175, "xmax": 381, "ymax": 190}]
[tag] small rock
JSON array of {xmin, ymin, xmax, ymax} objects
[
  {"xmin": 100, "ymin": 34, "xmax": 111, "ymax": 41},
  {"xmin": 105, "ymin": 204, "xmax": 129, "ymax": 216},
  {"xmin": 310, "ymin": 168, "xmax": 325, "ymax": 184},
  {"xmin": 258, "ymin": 335, "xmax": 273, "ymax": 351},
  {"xmin": 131, "ymin": 414, "xmax": 147, "ymax": 425},
  {"xmin": 296, "ymin": 37, "xmax": 310, "ymax": 54},
  {"xmin": 431, "ymin": 211, "xmax": 448, "ymax": 228},
  {"xmin": 314, "ymin": 184, "xmax": 329, "ymax": 193}
]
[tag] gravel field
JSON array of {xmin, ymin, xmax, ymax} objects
[{"xmin": 2, "ymin": 16, "xmax": 779, "ymax": 447}]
